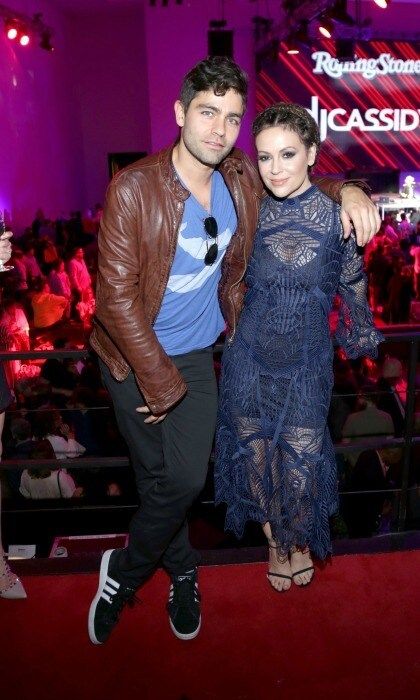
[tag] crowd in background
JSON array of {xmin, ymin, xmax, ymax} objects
[
  {"xmin": 365, "ymin": 210, "xmax": 420, "ymax": 323},
  {"xmin": 0, "ymin": 205, "xmax": 419, "ymax": 542}
]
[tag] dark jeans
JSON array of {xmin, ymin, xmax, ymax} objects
[{"xmin": 100, "ymin": 347, "xmax": 218, "ymax": 588}]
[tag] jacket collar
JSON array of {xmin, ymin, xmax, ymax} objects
[{"xmin": 158, "ymin": 142, "xmax": 253, "ymax": 201}]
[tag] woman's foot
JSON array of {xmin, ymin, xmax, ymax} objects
[
  {"xmin": 267, "ymin": 544, "xmax": 292, "ymax": 592},
  {"xmin": 290, "ymin": 548, "xmax": 315, "ymax": 587}
]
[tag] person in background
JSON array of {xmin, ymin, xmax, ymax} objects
[
  {"xmin": 22, "ymin": 243, "xmax": 42, "ymax": 284},
  {"xmin": 0, "ymin": 296, "xmax": 30, "ymax": 352},
  {"xmin": 342, "ymin": 382, "xmax": 395, "ymax": 467},
  {"xmin": 383, "ymin": 213, "xmax": 398, "ymax": 243},
  {"xmin": 48, "ymin": 260, "xmax": 72, "ymax": 317},
  {"xmin": 345, "ymin": 446, "xmax": 401, "ymax": 537},
  {"xmin": 31, "ymin": 279, "xmax": 68, "ymax": 329},
  {"xmin": 40, "ymin": 337, "xmax": 78, "ymax": 398},
  {"xmin": 376, "ymin": 356, "xmax": 406, "ymax": 437},
  {"xmin": 398, "ymin": 212, "xmax": 413, "ymax": 239},
  {"xmin": 19, "ymin": 439, "xmax": 81, "ymax": 499},
  {"xmin": 9, "ymin": 248, "xmax": 28, "ymax": 291},
  {"xmin": 32, "ymin": 408, "xmax": 86, "ymax": 460},
  {"xmin": 67, "ymin": 247, "xmax": 92, "ymax": 298},
  {"xmin": 4, "ymin": 417, "xmax": 34, "ymax": 496},
  {"xmin": 410, "ymin": 239, "xmax": 420, "ymax": 300},
  {"xmin": 366, "ymin": 243, "xmax": 393, "ymax": 313}
]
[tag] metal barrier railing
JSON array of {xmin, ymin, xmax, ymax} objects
[{"xmin": 0, "ymin": 327, "xmax": 419, "ymax": 537}]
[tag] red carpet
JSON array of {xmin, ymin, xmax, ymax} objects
[{"xmin": 1, "ymin": 551, "xmax": 419, "ymax": 700}]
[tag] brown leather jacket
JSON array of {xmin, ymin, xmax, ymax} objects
[{"xmin": 90, "ymin": 143, "xmax": 350, "ymax": 414}]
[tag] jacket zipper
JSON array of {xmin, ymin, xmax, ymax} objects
[{"xmin": 150, "ymin": 201, "xmax": 184, "ymax": 326}]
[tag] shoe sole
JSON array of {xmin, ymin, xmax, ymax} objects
[
  {"xmin": 169, "ymin": 615, "xmax": 201, "ymax": 641},
  {"xmin": 88, "ymin": 548, "xmax": 114, "ymax": 645}
]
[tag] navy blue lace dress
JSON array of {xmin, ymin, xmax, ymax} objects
[{"xmin": 215, "ymin": 185, "xmax": 383, "ymax": 559}]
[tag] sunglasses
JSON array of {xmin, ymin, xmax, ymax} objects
[{"xmin": 204, "ymin": 216, "xmax": 218, "ymax": 266}]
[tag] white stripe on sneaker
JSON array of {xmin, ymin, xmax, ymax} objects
[{"xmin": 104, "ymin": 580, "xmax": 119, "ymax": 595}]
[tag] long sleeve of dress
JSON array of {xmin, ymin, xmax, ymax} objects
[{"xmin": 336, "ymin": 234, "xmax": 384, "ymax": 358}]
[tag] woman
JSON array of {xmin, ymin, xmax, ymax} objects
[
  {"xmin": 19, "ymin": 439, "xmax": 80, "ymax": 500},
  {"xmin": 32, "ymin": 409, "xmax": 86, "ymax": 460},
  {"xmin": 215, "ymin": 103, "xmax": 383, "ymax": 591}
]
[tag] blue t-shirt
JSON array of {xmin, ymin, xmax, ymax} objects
[{"xmin": 153, "ymin": 170, "xmax": 237, "ymax": 355}]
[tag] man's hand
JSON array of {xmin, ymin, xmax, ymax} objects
[
  {"xmin": 136, "ymin": 406, "xmax": 167, "ymax": 424},
  {"xmin": 0, "ymin": 231, "xmax": 13, "ymax": 264},
  {"xmin": 340, "ymin": 186, "xmax": 381, "ymax": 247}
]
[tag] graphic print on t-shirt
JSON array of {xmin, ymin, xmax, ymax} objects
[
  {"xmin": 167, "ymin": 222, "xmax": 233, "ymax": 294},
  {"xmin": 154, "ymin": 170, "xmax": 237, "ymax": 355}
]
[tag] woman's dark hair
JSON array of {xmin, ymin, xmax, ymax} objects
[
  {"xmin": 33, "ymin": 409, "xmax": 61, "ymax": 439},
  {"xmin": 179, "ymin": 56, "xmax": 248, "ymax": 111},
  {"xmin": 28, "ymin": 439, "xmax": 56, "ymax": 479},
  {"xmin": 252, "ymin": 102, "xmax": 321, "ymax": 163}
]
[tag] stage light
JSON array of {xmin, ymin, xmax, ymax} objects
[
  {"xmin": 7, "ymin": 26, "xmax": 17, "ymax": 39},
  {"xmin": 19, "ymin": 31, "xmax": 30, "ymax": 46},
  {"xmin": 285, "ymin": 37, "xmax": 300, "ymax": 55},
  {"xmin": 373, "ymin": 0, "xmax": 390, "ymax": 8},
  {"xmin": 318, "ymin": 16, "xmax": 334, "ymax": 38},
  {"xmin": 2, "ymin": 7, "xmax": 54, "ymax": 52},
  {"xmin": 5, "ymin": 19, "xmax": 19, "ymax": 40}
]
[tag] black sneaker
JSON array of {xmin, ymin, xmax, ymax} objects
[
  {"xmin": 167, "ymin": 567, "xmax": 201, "ymax": 640},
  {"xmin": 88, "ymin": 549, "xmax": 137, "ymax": 645}
]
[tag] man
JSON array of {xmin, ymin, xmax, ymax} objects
[
  {"xmin": 342, "ymin": 382, "xmax": 395, "ymax": 467},
  {"xmin": 67, "ymin": 247, "xmax": 92, "ymax": 297},
  {"xmin": 88, "ymin": 56, "xmax": 380, "ymax": 645}
]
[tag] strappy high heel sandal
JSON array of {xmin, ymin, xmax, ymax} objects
[
  {"xmin": 290, "ymin": 547, "xmax": 315, "ymax": 588},
  {"xmin": 267, "ymin": 542, "xmax": 292, "ymax": 592}
]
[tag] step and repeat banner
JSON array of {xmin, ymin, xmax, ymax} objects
[{"xmin": 257, "ymin": 39, "xmax": 419, "ymax": 188}]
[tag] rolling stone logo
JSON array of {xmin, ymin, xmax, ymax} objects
[{"xmin": 311, "ymin": 51, "xmax": 420, "ymax": 80}]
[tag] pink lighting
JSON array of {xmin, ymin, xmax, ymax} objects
[
  {"xmin": 19, "ymin": 33, "xmax": 30, "ymax": 46},
  {"xmin": 373, "ymin": 0, "xmax": 389, "ymax": 8},
  {"xmin": 6, "ymin": 26, "xmax": 17, "ymax": 40}
]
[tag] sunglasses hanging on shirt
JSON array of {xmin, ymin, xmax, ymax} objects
[{"xmin": 204, "ymin": 216, "xmax": 218, "ymax": 266}]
